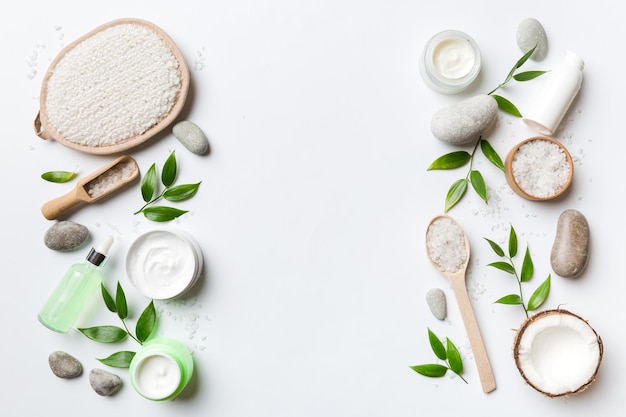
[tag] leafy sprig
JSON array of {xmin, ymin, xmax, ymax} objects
[
  {"xmin": 134, "ymin": 151, "xmax": 201, "ymax": 222},
  {"xmin": 410, "ymin": 328, "xmax": 467, "ymax": 384},
  {"xmin": 41, "ymin": 169, "xmax": 77, "ymax": 183},
  {"xmin": 484, "ymin": 226, "xmax": 551, "ymax": 318},
  {"xmin": 78, "ymin": 281, "xmax": 157, "ymax": 368}
]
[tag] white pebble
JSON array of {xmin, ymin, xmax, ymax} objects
[
  {"xmin": 426, "ymin": 288, "xmax": 447, "ymax": 320},
  {"xmin": 430, "ymin": 95, "xmax": 498, "ymax": 146},
  {"xmin": 516, "ymin": 18, "xmax": 548, "ymax": 61},
  {"xmin": 172, "ymin": 120, "xmax": 210, "ymax": 155}
]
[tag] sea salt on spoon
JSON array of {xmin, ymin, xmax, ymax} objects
[{"xmin": 425, "ymin": 214, "xmax": 496, "ymax": 393}]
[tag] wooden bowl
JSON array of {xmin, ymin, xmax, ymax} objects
[
  {"xmin": 504, "ymin": 136, "xmax": 574, "ymax": 201},
  {"xmin": 33, "ymin": 18, "xmax": 190, "ymax": 155}
]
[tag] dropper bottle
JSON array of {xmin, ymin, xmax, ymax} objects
[{"xmin": 38, "ymin": 235, "xmax": 114, "ymax": 333}]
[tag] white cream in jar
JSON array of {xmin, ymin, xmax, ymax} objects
[{"xmin": 126, "ymin": 229, "xmax": 203, "ymax": 300}]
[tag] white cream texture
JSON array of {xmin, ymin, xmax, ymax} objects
[
  {"xmin": 133, "ymin": 353, "xmax": 181, "ymax": 399},
  {"xmin": 432, "ymin": 36, "xmax": 475, "ymax": 79}
]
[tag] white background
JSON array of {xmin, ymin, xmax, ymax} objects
[{"xmin": 1, "ymin": 0, "xmax": 621, "ymax": 415}]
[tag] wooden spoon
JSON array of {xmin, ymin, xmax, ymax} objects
[
  {"xmin": 425, "ymin": 214, "xmax": 496, "ymax": 393},
  {"xmin": 41, "ymin": 155, "xmax": 139, "ymax": 220}
]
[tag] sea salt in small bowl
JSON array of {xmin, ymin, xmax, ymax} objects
[{"xmin": 505, "ymin": 136, "xmax": 574, "ymax": 201}]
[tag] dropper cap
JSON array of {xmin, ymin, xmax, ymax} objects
[{"xmin": 86, "ymin": 235, "xmax": 114, "ymax": 266}]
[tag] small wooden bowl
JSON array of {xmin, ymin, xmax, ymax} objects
[{"xmin": 504, "ymin": 136, "xmax": 574, "ymax": 201}]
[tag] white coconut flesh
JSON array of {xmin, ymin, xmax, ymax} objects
[{"xmin": 513, "ymin": 309, "xmax": 603, "ymax": 397}]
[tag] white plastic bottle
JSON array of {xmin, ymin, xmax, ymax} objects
[{"xmin": 523, "ymin": 50, "xmax": 584, "ymax": 136}]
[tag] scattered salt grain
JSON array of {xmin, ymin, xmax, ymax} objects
[
  {"xmin": 85, "ymin": 159, "xmax": 136, "ymax": 197},
  {"xmin": 511, "ymin": 139, "xmax": 570, "ymax": 198},
  {"xmin": 426, "ymin": 217, "xmax": 468, "ymax": 273}
]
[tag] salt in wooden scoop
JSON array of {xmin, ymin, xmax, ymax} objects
[
  {"xmin": 41, "ymin": 155, "xmax": 139, "ymax": 220},
  {"xmin": 425, "ymin": 214, "xmax": 496, "ymax": 393}
]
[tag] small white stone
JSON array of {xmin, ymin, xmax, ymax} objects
[
  {"xmin": 172, "ymin": 120, "xmax": 210, "ymax": 155},
  {"xmin": 426, "ymin": 288, "xmax": 447, "ymax": 320},
  {"xmin": 431, "ymin": 95, "xmax": 498, "ymax": 145},
  {"xmin": 516, "ymin": 18, "xmax": 548, "ymax": 61}
]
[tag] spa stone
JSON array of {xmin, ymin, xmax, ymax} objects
[
  {"xmin": 550, "ymin": 209, "xmax": 590, "ymax": 278},
  {"xmin": 89, "ymin": 368, "xmax": 123, "ymax": 396},
  {"xmin": 48, "ymin": 351, "xmax": 82, "ymax": 379},
  {"xmin": 173, "ymin": 120, "xmax": 209, "ymax": 155},
  {"xmin": 426, "ymin": 288, "xmax": 447, "ymax": 320},
  {"xmin": 431, "ymin": 95, "xmax": 498, "ymax": 145},
  {"xmin": 516, "ymin": 18, "xmax": 548, "ymax": 61},
  {"xmin": 44, "ymin": 220, "xmax": 89, "ymax": 251}
]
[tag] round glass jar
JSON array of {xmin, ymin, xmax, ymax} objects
[
  {"xmin": 419, "ymin": 29, "xmax": 482, "ymax": 94},
  {"xmin": 126, "ymin": 228, "xmax": 203, "ymax": 300},
  {"xmin": 129, "ymin": 337, "xmax": 194, "ymax": 401}
]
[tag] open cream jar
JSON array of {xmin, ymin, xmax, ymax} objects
[
  {"xmin": 419, "ymin": 30, "xmax": 482, "ymax": 94},
  {"xmin": 126, "ymin": 229, "xmax": 203, "ymax": 300}
]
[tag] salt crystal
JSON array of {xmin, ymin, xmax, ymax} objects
[
  {"xmin": 511, "ymin": 139, "xmax": 570, "ymax": 198},
  {"xmin": 426, "ymin": 217, "xmax": 468, "ymax": 273}
]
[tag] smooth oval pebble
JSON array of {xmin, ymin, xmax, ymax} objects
[
  {"xmin": 172, "ymin": 120, "xmax": 210, "ymax": 155},
  {"xmin": 44, "ymin": 220, "xmax": 90, "ymax": 251},
  {"xmin": 89, "ymin": 368, "xmax": 122, "ymax": 396},
  {"xmin": 516, "ymin": 18, "xmax": 548, "ymax": 61},
  {"xmin": 48, "ymin": 351, "xmax": 82, "ymax": 378},
  {"xmin": 430, "ymin": 95, "xmax": 498, "ymax": 146},
  {"xmin": 550, "ymin": 209, "xmax": 590, "ymax": 278},
  {"xmin": 425, "ymin": 288, "xmax": 447, "ymax": 320}
]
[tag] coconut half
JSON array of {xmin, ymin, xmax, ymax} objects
[{"xmin": 513, "ymin": 309, "xmax": 603, "ymax": 397}]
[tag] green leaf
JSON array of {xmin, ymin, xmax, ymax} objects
[
  {"xmin": 488, "ymin": 261, "xmax": 516, "ymax": 274},
  {"xmin": 494, "ymin": 294, "xmax": 523, "ymax": 305},
  {"xmin": 141, "ymin": 206, "xmax": 189, "ymax": 222},
  {"xmin": 428, "ymin": 328, "xmax": 446, "ymax": 361},
  {"xmin": 508, "ymin": 226, "xmax": 518, "ymax": 258},
  {"xmin": 161, "ymin": 151, "xmax": 177, "ymax": 188},
  {"xmin": 136, "ymin": 300, "xmax": 157, "ymax": 343},
  {"xmin": 484, "ymin": 238, "xmax": 505, "ymax": 257},
  {"xmin": 469, "ymin": 170, "xmax": 488, "ymax": 204},
  {"xmin": 446, "ymin": 338, "xmax": 463, "ymax": 375},
  {"xmin": 427, "ymin": 151, "xmax": 471, "ymax": 170},
  {"xmin": 410, "ymin": 364, "xmax": 448, "ymax": 378},
  {"xmin": 78, "ymin": 325, "xmax": 128, "ymax": 343},
  {"xmin": 520, "ymin": 247, "xmax": 534, "ymax": 282},
  {"xmin": 480, "ymin": 140, "xmax": 505, "ymax": 172},
  {"xmin": 491, "ymin": 95, "xmax": 523, "ymax": 117},
  {"xmin": 101, "ymin": 283, "xmax": 116, "ymax": 313},
  {"xmin": 513, "ymin": 70, "xmax": 548, "ymax": 82},
  {"xmin": 527, "ymin": 275, "xmax": 551, "ymax": 311},
  {"xmin": 115, "ymin": 282, "xmax": 128, "ymax": 320},
  {"xmin": 512, "ymin": 45, "xmax": 537, "ymax": 74},
  {"xmin": 141, "ymin": 163, "xmax": 158, "ymax": 202},
  {"xmin": 163, "ymin": 182, "xmax": 201, "ymax": 202},
  {"xmin": 444, "ymin": 179, "xmax": 468, "ymax": 212},
  {"xmin": 41, "ymin": 170, "xmax": 77, "ymax": 183},
  {"xmin": 98, "ymin": 351, "xmax": 136, "ymax": 368}
]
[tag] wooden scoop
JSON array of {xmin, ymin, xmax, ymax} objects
[
  {"xmin": 425, "ymin": 214, "xmax": 496, "ymax": 393},
  {"xmin": 41, "ymin": 155, "xmax": 139, "ymax": 220}
]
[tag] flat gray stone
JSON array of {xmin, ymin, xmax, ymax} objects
[
  {"xmin": 516, "ymin": 18, "xmax": 548, "ymax": 61},
  {"xmin": 48, "ymin": 351, "xmax": 82, "ymax": 378},
  {"xmin": 173, "ymin": 120, "xmax": 210, "ymax": 155},
  {"xmin": 431, "ymin": 95, "xmax": 498, "ymax": 146},
  {"xmin": 551, "ymin": 209, "xmax": 590, "ymax": 278},
  {"xmin": 426, "ymin": 288, "xmax": 447, "ymax": 320},
  {"xmin": 89, "ymin": 368, "xmax": 122, "ymax": 396},
  {"xmin": 44, "ymin": 220, "xmax": 90, "ymax": 251}
]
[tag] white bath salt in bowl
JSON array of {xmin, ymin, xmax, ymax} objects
[
  {"xmin": 504, "ymin": 136, "xmax": 574, "ymax": 201},
  {"xmin": 34, "ymin": 18, "xmax": 190, "ymax": 155}
]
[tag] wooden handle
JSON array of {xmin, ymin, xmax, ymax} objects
[
  {"xmin": 451, "ymin": 275, "xmax": 496, "ymax": 393},
  {"xmin": 41, "ymin": 189, "xmax": 84, "ymax": 220}
]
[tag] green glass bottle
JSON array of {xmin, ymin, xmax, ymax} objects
[{"xmin": 38, "ymin": 236, "xmax": 114, "ymax": 333}]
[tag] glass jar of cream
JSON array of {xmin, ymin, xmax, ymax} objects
[{"xmin": 419, "ymin": 30, "xmax": 482, "ymax": 94}]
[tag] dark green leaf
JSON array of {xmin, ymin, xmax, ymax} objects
[
  {"xmin": 527, "ymin": 275, "xmax": 551, "ymax": 311},
  {"xmin": 41, "ymin": 170, "xmax": 77, "ymax": 183},
  {"xmin": 410, "ymin": 364, "xmax": 448, "ymax": 378},
  {"xmin": 487, "ymin": 261, "xmax": 516, "ymax": 274},
  {"xmin": 494, "ymin": 294, "xmax": 523, "ymax": 305},
  {"xmin": 141, "ymin": 206, "xmax": 189, "ymax": 222},
  {"xmin": 163, "ymin": 182, "xmax": 201, "ymax": 202},
  {"xmin": 513, "ymin": 70, "xmax": 548, "ymax": 82},
  {"xmin": 98, "ymin": 351, "xmax": 136, "ymax": 368},
  {"xmin": 141, "ymin": 163, "xmax": 158, "ymax": 202},
  {"xmin": 484, "ymin": 238, "xmax": 505, "ymax": 257},
  {"xmin": 480, "ymin": 140, "xmax": 505, "ymax": 172},
  {"xmin": 78, "ymin": 325, "xmax": 128, "ymax": 343},
  {"xmin": 161, "ymin": 151, "xmax": 177, "ymax": 188},
  {"xmin": 444, "ymin": 179, "xmax": 468, "ymax": 212},
  {"xmin": 508, "ymin": 226, "xmax": 518, "ymax": 258},
  {"xmin": 101, "ymin": 283, "xmax": 116, "ymax": 313},
  {"xmin": 427, "ymin": 151, "xmax": 471, "ymax": 170},
  {"xmin": 513, "ymin": 45, "xmax": 537, "ymax": 72},
  {"xmin": 469, "ymin": 170, "xmax": 488, "ymax": 204},
  {"xmin": 446, "ymin": 338, "xmax": 463, "ymax": 375},
  {"xmin": 115, "ymin": 282, "xmax": 128, "ymax": 320},
  {"xmin": 491, "ymin": 95, "xmax": 523, "ymax": 118},
  {"xmin": 428, "ymin": 328, "xmax": 446, "ymax": 360},
  {"xmin": 136, "ymin": 301, "xmax": 157, "ymax": 343},
  {"xmin": 520, "ymin": 247, "xmax": 534, "ymax": 282}
]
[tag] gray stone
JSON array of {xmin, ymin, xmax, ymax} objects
[
  {"xmin": 426, "ymin": 288, "xmax": 447, "ymax": 320},
  {"xmin": 516, "ymin": 18, "xmax": 548, "ymax": 61},
  {"xmin": 48, "ymin": 351, "xmax": 82, "ymax": 378},
  {"xmin": 89, "ymin": 368, "xmax": 122, "ymax": 396},
  {"xmin": 173, "ymin": 120, "xmax": 210, "ymax": 155},
  {"xmin": 44, "ymin": 220, "xmax": 89, "ymax": 251},
  {"xmin": 550, "ymin": 209, "xmax": 590, "ymax": 278},
  {"xmin": 431, "ymin": 95, "xmax": 498, "ymax": 146}
]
